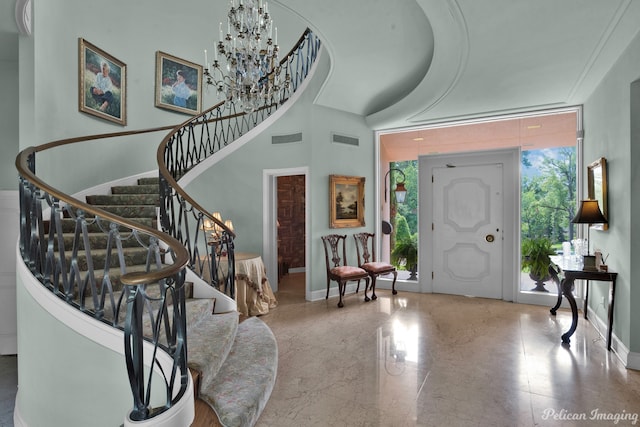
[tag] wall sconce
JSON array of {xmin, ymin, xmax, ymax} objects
[
  {"xmin": 384, "ymin": 168, "xmax": 407, "ymax": 203},
  {"xmin": 571, "ymin": 199, "xmax": 608, "ymax": 270}
]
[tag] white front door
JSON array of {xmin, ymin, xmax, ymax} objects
[
  {"xmin": 419, "ymin": 149, "xmax": 518, "ymax": 301},
  {"xmin": 432, "ymin": 163, "xmax": 503, "ymax": 298}
]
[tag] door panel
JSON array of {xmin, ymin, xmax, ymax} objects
[{"xmin": 433, "ymin": 164, "xmax": 503, "ymax": 298}]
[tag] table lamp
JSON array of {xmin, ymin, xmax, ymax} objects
[{"xmin": 571, "ymin": 199, "xmax": 608, "ymax": 270}]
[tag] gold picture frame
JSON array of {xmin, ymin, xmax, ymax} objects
[
  {"xmin": 78, "ymin": 38, "xmax": 126, "ymax": 125},
  {"xmin": 329, "ymin": 175, "xmax": 365, "ymax": 228},
  {"xmin": 587, "ymin": 157, "xmax": 608, "ymax": 230},
  {"xmin": 155, "ymin": 51, "xmax": 203, "ymax": 115}
]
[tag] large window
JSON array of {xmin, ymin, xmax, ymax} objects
[
  {"xmin": 520, "ymin": 146, "xmax": 577, "ymax": 292},
  {"xmin": 388, "ymin": 161, "xmax": 418, "ymax": 280},
  {"xmin": 379, "ymin": 109, "xmax": 580, "ymax": 293}
]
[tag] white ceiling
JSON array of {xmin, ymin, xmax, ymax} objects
[
  {"xmin": 278, "ymin": 0, "xmax": 640, "ymax": 132},
  {"xmin": 3, "ymin": 0, "xmax": 639, "ymax": 152}
]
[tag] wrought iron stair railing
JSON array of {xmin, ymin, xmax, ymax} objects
[
  {"xmin": 16, "ymin": 128, "xmax": 192, "ymax": 422},
  {"xmin": 15, "ymin": 27, "xmax": 320, "ymax": 424},
  {"xmin": 158, "ymin": 28, "xmax": 321, "ymax": 299}
]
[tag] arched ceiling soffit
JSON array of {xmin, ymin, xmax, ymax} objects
[
  {"xmin": 371, "ymin": 0, "xmax": 640, "ymax": 130},
  {"xmin": 367, "ymin": 0, "xmax": 469, "ymax": 129},
  {"xmin": 275, "ymin": 0, "xmax": 434, "ymax": 118}
]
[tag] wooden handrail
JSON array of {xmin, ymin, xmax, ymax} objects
[{"xmin": 15, "ymin": 127, "xmax": 191, "ymax": 285}]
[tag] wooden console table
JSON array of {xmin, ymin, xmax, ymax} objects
[{"xmin": 549, "ymin": 264, "xmax": 617, "ymax": 350}]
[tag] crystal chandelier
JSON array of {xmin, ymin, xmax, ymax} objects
[{"xmin": 204, "ymin": 0, "xmax": 288, "ymax": 113}]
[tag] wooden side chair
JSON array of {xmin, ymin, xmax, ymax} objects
[
  {"xmin": 321, "ymin": 234, "xmax": 371, "ymax": 307},
  {"xmin": 353, "ymin": 232, "xmax": 398, "ymax": 300}
]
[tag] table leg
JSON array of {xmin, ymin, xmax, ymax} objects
[
  {"xmin": 550, "ymin": 278, "xmax": 563, "ymax": 315},
  {"xmin": 584, "ymin": 280, "xmax": 589, "ymax": 320},
  {"xmin": 607, "ymin": 279, "xmax": 616, "ymax": 351},
  {"xmin": 561, "ymin": 278, "xmax": 578, "ymax": 345}
]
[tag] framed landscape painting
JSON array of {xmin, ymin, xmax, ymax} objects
[
  {"xmin": 78, "ymin": 38, "xmax": 126, "ymax": 125},
  {"xmin": 155, "ymin": 51, "xmax": 203, "ymax": 115},
  {"xmin": 329, "ymin": 175, "xmax": 365, "ymax": 228}
]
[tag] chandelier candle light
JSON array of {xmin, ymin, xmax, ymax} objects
[{"xmin": 204, "ymin": 0, "xmax": 288, "ymax": 113}]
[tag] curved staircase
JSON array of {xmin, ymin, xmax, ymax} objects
[
  {"xmin": 81, "ymin": 177, "xmax": 278, "ymax": 426},
  {"xmin": 16, "ymin": 28, "xmax": 320, "ymax": 427}
]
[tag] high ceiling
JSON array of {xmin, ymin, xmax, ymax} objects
[
  {"xmin": 278, "ymin": 0, "xmax": 640, "ymax": 133},
  {"xmin": 3, "ymin": 0, "xmax": 639, "ymax": 154}
]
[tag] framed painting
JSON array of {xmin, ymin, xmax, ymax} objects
[
  {"xmin": 78, "ymin": 38, "xmax": 126, "ymax": 125},
  {"xmin": 155, "ymin": 51, "xmax": 203, "ymax": 115},
  {"xmin": 587, "ymin": 157, "xmax": 608, "ymax": 230},
  {"xmin": 329, "ymin": 175, "xmax": 365, "ymax": 228}
]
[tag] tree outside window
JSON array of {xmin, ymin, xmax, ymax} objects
[{"xmin": 389, "ymin": 161, "xmax": 418, "ymax": 277}]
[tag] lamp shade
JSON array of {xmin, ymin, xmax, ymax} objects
[{"xmin": 572, "ymin": 199, "xmax": 608, "ymax": 224}]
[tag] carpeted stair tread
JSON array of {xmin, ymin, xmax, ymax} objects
[
  {"xmin": 89, "ymin": 205, "xmax": 157, "ymax": 218},
  {"xmin": 111, "ymin": 184, "xmax": 159, "ymax": 195},
  {"xmin": 188, "ymin": 312, "xmax": 240, "ymax": 393},
  {"xmin": 58, "ymin": 232, "xmax": 150, "ymax": 249},
  {"xmin": 184, "ymin": 298, "xmax": 217, "ymax": 329},
  {"xmin": 138, "ymin": 177, "xmax": 160, "ymax": 185},
  {"xmin": 201, "ymin": 317, "xmax": 278, "ymax": 427},
  {"xmin": 57, "ymin": 217, "xmax": 154, "ymax": 233},
  {"xmin": 86, "ymin": 194, "xmax": 159, "ymax": 206},
  {"xmin": 63, "ymin": 247, "xmax": 150, "ymax": 271}
]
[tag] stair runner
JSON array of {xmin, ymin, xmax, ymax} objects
[{"xmin": 76, "ymin": 176, "xmax": 278, "ymax": 427}]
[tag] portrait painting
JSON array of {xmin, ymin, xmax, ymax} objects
[
  {"xmin": 155, "ymin": 51, "xmax": 203, "ymax": 115},
  {"xmin": 78, "ymin": 38, "xmax": 126, "ymax": 125}
]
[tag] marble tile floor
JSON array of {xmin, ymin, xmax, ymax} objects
[
  {"xmin": 3, "ymin": 273, "xmax": 639, "ymax": 427},
  {"xmin": 258, "ymin": 273, "xmax": 640, "ymax": 427}
]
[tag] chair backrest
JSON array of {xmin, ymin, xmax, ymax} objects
[
  {"xmin": 321, "ymin": 234, "xmax": 348, "ymax": 271},
  {"xmin": 353, "ymin": 232, "xmax": 375, "ymax": 266}
]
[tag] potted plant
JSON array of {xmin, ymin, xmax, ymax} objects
[
  {"xmin": 392, "ymin": 234, "xmax": 418, "ymax": 280},
  {"xmin": 521, "ymin": 237, "xmax": 555, "ymax": 292}
]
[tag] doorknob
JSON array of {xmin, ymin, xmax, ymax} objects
[{"xmin": 485, "ymin": 234, "xmax": 495, "ymax": 243}]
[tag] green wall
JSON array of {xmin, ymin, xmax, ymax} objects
[
  {"xmin": 21, "ymin": 0, "xmax": 306, "ymax": 196},
  {"xmin": 0, "ymin": 58, "xmax": 19, "ymax": 190},
  {"xmin": 185, "ymin": 50, "xmax": 376, "ymax": 296},
  {"xmin": 16, "ymin": 275, "xmax": 137, "ymax": 426},
  {"xmin": 583, "ymin": 28, "xmax": 640, "ymax": 355}
]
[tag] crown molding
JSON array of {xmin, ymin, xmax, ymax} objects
[{"xmin": 15, "ymin": 0, "xmax": 31, "ymax": 36}]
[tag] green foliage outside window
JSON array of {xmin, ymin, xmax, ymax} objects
[
  {"xmin": 521, "ymin": 147, "xmax": 576, "ymax": 245},
  {"xmin": 389, "ymin": 161, "xmax": 418, "ymax": 272}
]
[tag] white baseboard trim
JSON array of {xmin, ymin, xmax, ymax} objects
[
  {"xmin": 586, "ymin": 305, "xmax": 639, "ymax": 370},
  {"xmin": 288, "ymin": 267, "xmax": 305, "ymax": 274},
  {"xmin": 627, "ymin": 351, "xmax": 640, "ymax": 371}
]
